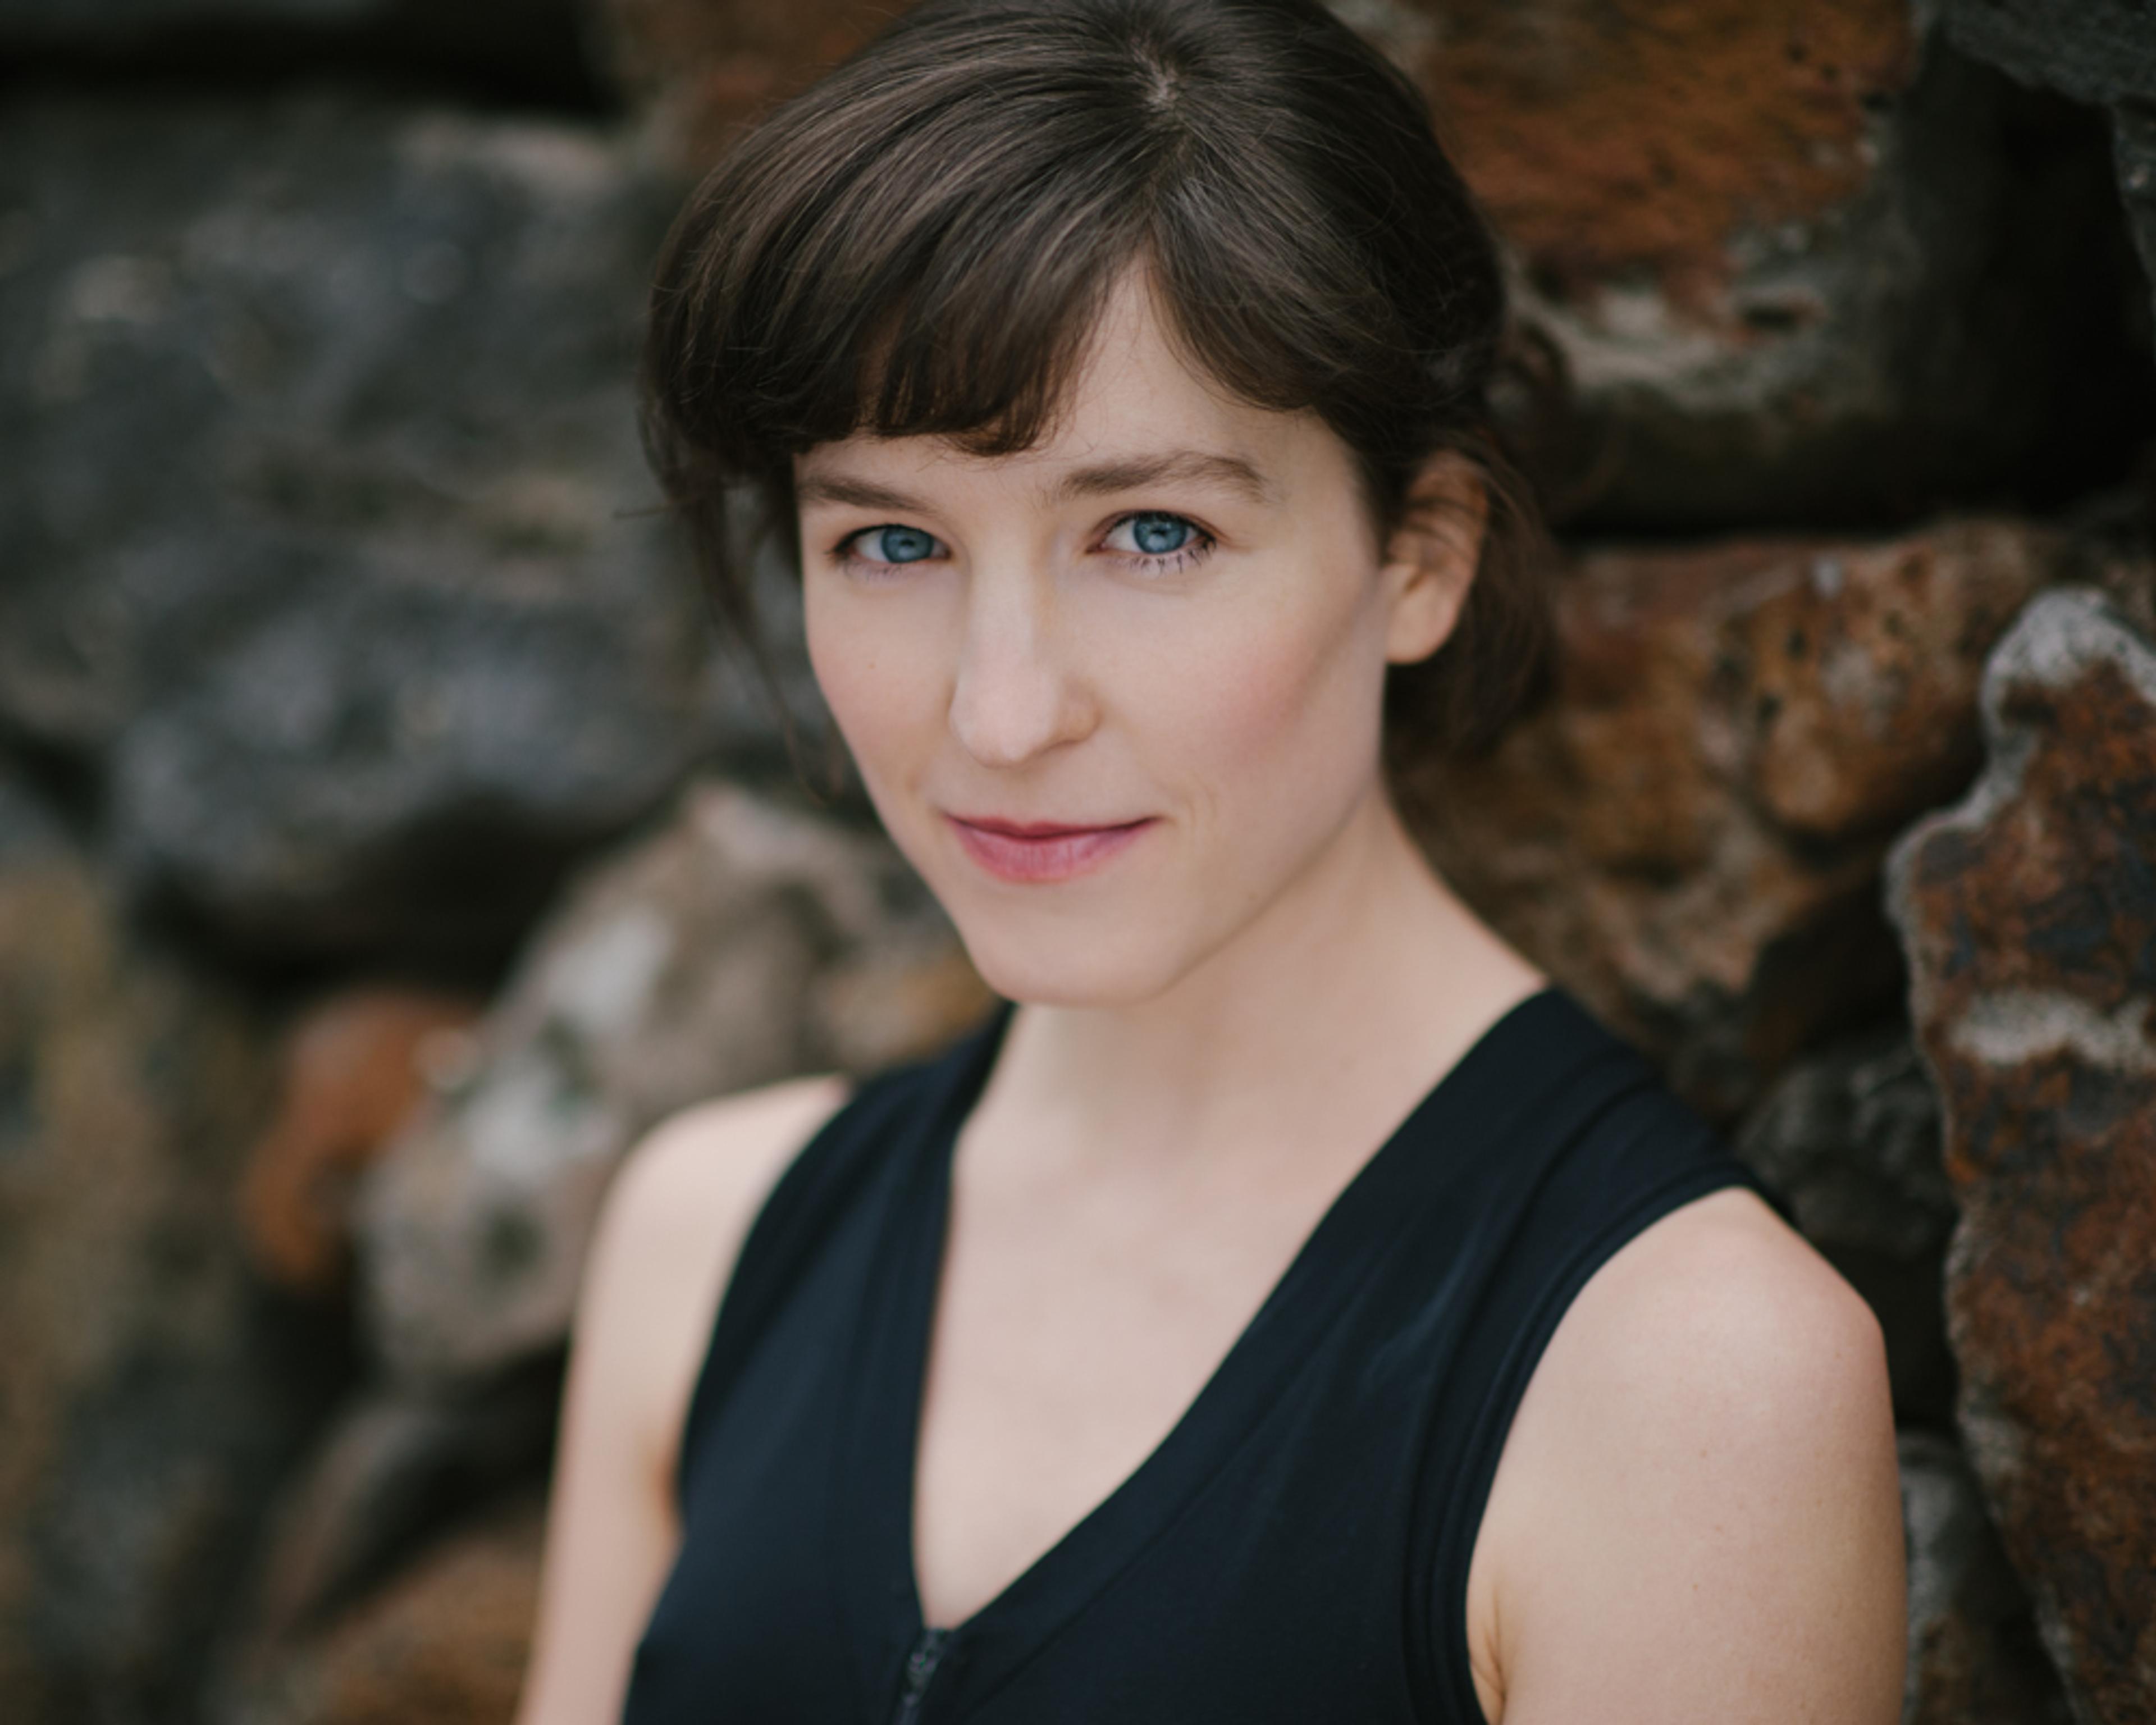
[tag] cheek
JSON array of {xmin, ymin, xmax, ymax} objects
[
  {"xmin": 803, "ymin": 579, "xmax": 945, "ymax": 772},
  {"xmin": 1118, "ymin": 555, "xmax": 1388, "ymax": 793}
]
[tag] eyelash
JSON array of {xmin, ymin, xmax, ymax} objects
[{"xmin": 832, "ymin": 513, "xmax": 1217, "ymax": 578}]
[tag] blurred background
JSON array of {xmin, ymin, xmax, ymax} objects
[{"xmin": 3, "ymin": 2, "xmax": 2154, "ymax": 1721}]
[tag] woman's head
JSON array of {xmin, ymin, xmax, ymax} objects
[{"xmin": 642, "ymin": 0, "xmax": 1551, "ymax": 1003}]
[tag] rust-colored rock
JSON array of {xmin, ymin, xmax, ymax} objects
[
  {"xmin": 1886, "ymin": 587, "xmax": 2156, "ymax": 1723},
  {"xmin": 1419, "ymin": 0, "xmax": 1911, "ymax": 301},
  {"xmin": 243, "ymin": 991, "xmax": 483, "ymax": 1296},
  {"xmin": 1406, "ymin": 515, "xmax": 2066, "ymax": 1117},
  {"xmin": 222, "ymin": 1498, "xmax": 542, "ymax": 1725}
]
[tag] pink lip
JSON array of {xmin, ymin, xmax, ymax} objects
[{"xmin": 943, "ymin": 814, "xmax": 1157, "ymax": 883}]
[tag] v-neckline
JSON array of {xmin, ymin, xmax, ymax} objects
[{"xmin": 836, "ymin": 986, "xmax": 1561, "ymax": 1714}]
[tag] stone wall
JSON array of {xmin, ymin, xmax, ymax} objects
[{"xmin": 1, "ymin": 3, "xmax": 2151, "ymax": 1721}]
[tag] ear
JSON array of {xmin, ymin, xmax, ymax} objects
[{"xmin": 1378, "ymin": 450, "xmax": 1487, "ymax": 666}]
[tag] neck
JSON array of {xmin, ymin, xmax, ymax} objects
[{"xmin": 990, "ymin": 780, "xmax": 1542, "ymax": 1159}]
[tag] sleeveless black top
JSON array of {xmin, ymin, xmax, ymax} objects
[{"xmin": 623, "ymin": 987, "xmax": 1775, "ymax": 1724}]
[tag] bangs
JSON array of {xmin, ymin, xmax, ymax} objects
[
  {"xmin": 843, "ymin": 188, "xmax": 1150, "ymax": 460},
  {"xmin": 648, "ymin": 20, "xmax": 1173, "ymax": 477},
  {"xmin": 642, "ymin": 0, "xmax": 1401, "ymax": 488}
]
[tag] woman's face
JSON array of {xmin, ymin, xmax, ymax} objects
[{"xmin": 797, "ymin": 272, "xmax": 1464, "ymax": 1007}]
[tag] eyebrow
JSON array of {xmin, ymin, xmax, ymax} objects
[
  {"xmin": 1050, "ymin": 449, "xmax": 1278, "ymax": 505},
  {"xmin": 792, "ymin": 473, "xmax": 925, "ymax": 512},
  {"xmin": 793, "ymin": 448, "xmax": 1279, "ymax": 514}
]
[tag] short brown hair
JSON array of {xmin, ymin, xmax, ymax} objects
[{"xmin": 642, "ymin": 0, "xmax": 1551, "ymax": 765}]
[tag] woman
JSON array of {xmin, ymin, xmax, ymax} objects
[{"xmin": 517, "ymin": 1, "xmax": 1907, "ymax": 1720}]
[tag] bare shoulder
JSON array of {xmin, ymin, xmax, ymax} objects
[
  {"xmin": 1523, "ymin": 1189, "xmax": 1895, "ymax": 1520},
  {"xmin": 576, "ymin": 1075, "xmax": 853, "ymax": 1484},
  {"xmin": 597, "ymin": 1075, "xmax": 854, "ymax": 1268},
  {"xmin": 1468, "ymin": 1188, "xmax": 1904, "ymax": 1724},
  {"xmin": 1551, "ymin": 1186, "xmax": 1885, "ymax": 1400},
  {"xmin": 517, "ymin": 1078, "xmax": 853, "ymax": 1725}
]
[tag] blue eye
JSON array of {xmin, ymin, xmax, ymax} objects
[
  {"xmin": 1125, "ymin": 513, "xmax": 1194, "ymax": 555},
  {"xmin": 849, "ymin": 524, "xmax": 942, "ymax": 565},
  {"xmin": 1105, "ymin": 512, "xmax": 1208, "ymax": 562}
]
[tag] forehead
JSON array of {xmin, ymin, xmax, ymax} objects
[{"xmin": 794, "ymin": 271, "xmax": 1340, "ymax": 504}]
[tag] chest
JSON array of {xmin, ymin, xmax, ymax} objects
[
  {"xmin": 911, "ymin": 1140, "xmax": 1355, "ymax": 1628},
  {"xmin": 636, "ymin": 1165, "xmax": 1471, "ymax": 1725}
]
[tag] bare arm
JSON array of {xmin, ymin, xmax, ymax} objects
[
  {"xmin": 513, "ymin": 1076, "xmax": 849, "ymax": 1725},
  {"xmin": 1468, "ymin": 1188, "xmax": 1906, "ymax": 1725}
]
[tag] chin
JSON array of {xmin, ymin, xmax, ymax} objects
[{"xmin": 943, "ymin": 903, "xmax": 1198, "ymax": 1011}]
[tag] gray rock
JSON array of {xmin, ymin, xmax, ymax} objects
[
  {"xmin": 1735, "ymin": 1026, "xmax": 1959, "ymax": 1423},
  {"xmin": 358, "ymin": 781, "xmax": 988, "ymax": 1386},
  {"xmin": 1899, "ymin": 1430, "xmax": 2071, "ymax": 1725},
  {"xmin": 0, "ymin": 93, "xmax": 820, "ymax": 969},
  {"xmin": 1943, "ymin": 1, "xmax": 2156, "ymax": 108},
  {"xmin": 0, "ymin": 771, "xmax": 70, "ymax": 865},
  {"xmin": 1736, "ymin": 1026, "xmax": 1954, "ymax": 1258},
  {"xmin": 1942, "ymin": 0, "xmax": 2156, "ymax": 332},
  {"xmin": 2116, "ymin": 104, "xmax": 2156, "ymax": 314}
]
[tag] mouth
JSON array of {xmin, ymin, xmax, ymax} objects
[{"xmin": 942, "ymin": 813, "xmax": 1157, "ymax": 884}]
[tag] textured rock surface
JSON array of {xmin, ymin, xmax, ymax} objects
[
  {"xmin": 1942, "ymin": 1, "xmax": 2156, "ymax": 328},
  {"xmin": 0, "ymin": 772, "xmax": 71, "ymax": 861},
  {"xmin": 1406, "ymin": 514, "xmax": 2067, "ymax": 1117},
  {"xmin": 0, "ymin": 0, "xmax": 394, "ymax": 30},
  {"xmin": 1438, "ymin": 4, "xmax": 2152, "ymax": 528},
  {"xmin": 597, "ymin": 0, "xmax": 889, "ymax": 159},
  {"xmin": 234, "ymin": 1369, "xmax": 561, "ymax": 1655},
  {"xmin": 0, "ymin": 93, "xmax": 821, "ymax": 970},
  {"xmin": 1735, "ymin": 1026, "xmax": 1958, "ymax": 1423},
  {"xmin": 600, "ymin": 0, "xmax": 2154, "ymax": 531},
  {"xmin": 0, "ymin": 0, "xmax": 599, "ymax": 107},
  {"xmin": 1899, "ymin": 1430, "xmax": 2071, "ymax": 1725},
  {"xmin": 242, "ymin": 990, "xmax": 485, "ymax": 1296},
  {"xmin": 218, "ymin": 1495, "xmax": 541, "ymax": 1725},
  {"xmin": 1944, "ymin": 0, "xmax": 2156, "ymax": 106},
  {"xmin": 0, "ymin": 812, "xmax": 349, "ymax": 1724},
  {"xmin": 2118, "ymin": 104, "xmax": 2156, "ymax": 320},
  {"xmin": 1886, "ymin": 587, "xmax": 2156, "ymax": 1723},
  {"xmin": 0, "ymin": 0, "xmax": 531, "ymax": 31},
  {"xmin": 359, "ymin": 780, "xmax": 989, "ymax": 1385}
]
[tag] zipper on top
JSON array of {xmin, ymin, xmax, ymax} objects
[{"xmin": 890, "ymin": 1627, "xmax": 953, "ymax": 1725}]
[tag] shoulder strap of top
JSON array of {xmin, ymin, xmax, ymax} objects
[
  {"xmin": 1416, "ymin": 996, "xmax": 1785, "ymax": 1720},
  {"xmin": 672, "ymin": 1006, "xmax": 1012, "ymax": 1507}
]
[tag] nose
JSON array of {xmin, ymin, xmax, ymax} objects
[{"xmin": 948, "ymin": 568, "xmax": 1095, "ymax": 768}]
